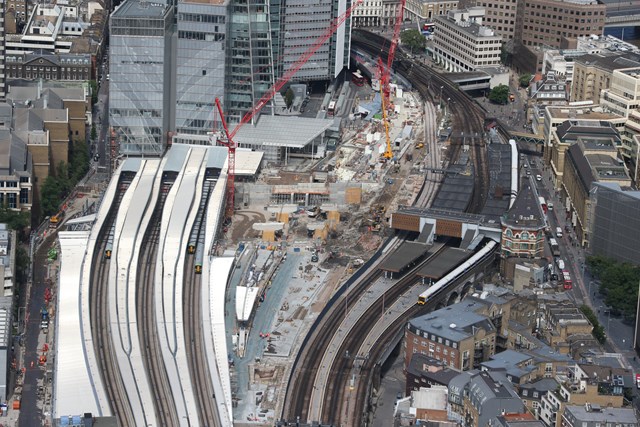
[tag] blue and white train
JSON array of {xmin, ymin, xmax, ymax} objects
[{"xmin": 417, "ymin": 240, "xmax": 498, "ymax": 305}]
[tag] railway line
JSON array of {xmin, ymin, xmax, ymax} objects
[
  {"xmin": 89, "ymin": 175, "xmax": 136, "ymax": 426},
  {"xmin": 183, "ymin": 177, "xmax": 222, "ymax": 427},
  {"xmin": 322, "ymin": 243, "xmax": 449, "ymax": 423},
  {"xmin": 284, "ymin": 31, "xmax": 494, "ymax": 424},
  {"xmin": 137, "ymin": 177, "xmax": 178, "ymax": 426},
  {"xmin": 283, "ymin": 236, "xmax": 401, "ymax": 420},
  {"xmin": 353, "ymin": 29, "xmax": 489, "ymax": 213}
]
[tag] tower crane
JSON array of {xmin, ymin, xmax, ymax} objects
[
  {"xmin": 379, "ymin": 0, "xmax": 406, "ymax": 160},
  {"xmin": 214, "ymin": 0, "xmax": 364, "ymax": 218}
]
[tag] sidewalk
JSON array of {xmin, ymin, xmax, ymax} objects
[{"xmin": 542, "ymin": 165, "xmax": 640, "ymax": 372}]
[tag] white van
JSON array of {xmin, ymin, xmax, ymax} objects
[
  {"xmin": 556, "ymin": 259, "xmax": 565, "ymax": 270},
  {"xmin": 556, "ymin": 227, "xmax": 563, "ymax": 238}
]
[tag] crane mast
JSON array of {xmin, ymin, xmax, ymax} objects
[{"xmin": 379, "ymin": 0, "xmax": 406, "ymax": 160}]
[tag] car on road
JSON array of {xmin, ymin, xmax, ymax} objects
[
  {"xmin": 536, "ymin": 174, "xmax": 542, "ymax": 181},
  {"xmin": 556, "ymin": 227, "xmax": 563, "ymax": 238}
]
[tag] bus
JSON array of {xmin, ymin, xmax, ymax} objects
[
  {"xmin": 422, "ymin": 23, "xmax": 435, "ymax": 33},
  {"xmin": 549, "ymin": 238, "xmax": 560, "ymax": 256},
  {"xmin": 538, "ymin": 196, "xmax": 548, "ymax": 215},
  {"xmin": 352, "ymin": 71, "xmax": 365, "ymax": 87},
  {"xmin": 562, "ymin": 270, "xmax": 572, "ymax": 290},
  {"xmin": 327, "ymin": 101, "xmax": 336, "ymax": 116}
]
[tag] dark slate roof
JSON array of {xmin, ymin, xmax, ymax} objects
[
  {"xmin": 556, "ymin": 120, "xmax": 620, "ymax": 144},
  {"xmin": 409, "ymin": 299, "xmax": 496, "ymax": 342},
  {"xmin": 380, "ymin": 241, "xmax": 430, "ymax": 272},
  {"xmin": 502, "ymin": 178, "xmax": 546, "ymax": 229},
  {"xmin": 416, "ymin": 246, "xmax": 470, "ymax": 279},
  {"xmin": 481, "ymin": 144, "xmax": 513, "ymax": 221},
  {"xmin": 406, "ymin": 353, "xmax": 460, "ymax": 386},
  {"xmin": 574, "ymin": 52, "xmax": 640, "ymax": 72}
]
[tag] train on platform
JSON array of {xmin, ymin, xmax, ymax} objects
[{"xmin": 417, "ymin": 240, "xmax": 498, "ymax": 305}]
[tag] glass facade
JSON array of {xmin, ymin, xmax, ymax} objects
[
  {"xmin": 225, "ymin": 0, "xmax": 275, "ymax": 125},
  {"xmin": 109, "ymin": 2, "xmax": 174, "ymax": 155},
  {"xmin": 175, "ymin": 2, "xmax": 227, "ymax": 136},
  {"xmin": 589, "ymin": 183, "xmax": 640, "ymax": 266},
  {"xmin": 269, "ymin": 0, "xmax": 351, "ymax": 82}
]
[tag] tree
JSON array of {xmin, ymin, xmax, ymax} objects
[
  {"xmin": 40, "ymin": 175, "xmax": 63, "ymax": 217},
  {"xmin": 89, "ymin": 80, "xmax": 98, "ymax": 105},
  {"xmin": 69, "ymin": 140, "xmax": 89, "ymax": 183},
  {"xmin": 284, "ymin": 87, "xmax": 294, "ymax": 109},
  {"xmin": 91, "ymin": 124, "xmax": 97, "ymax": 142},
  {"xmin": 580, "ymin": 305, "xmax": 607, "ymax": 344},
  {"xmin": 586, "ymin": 255, "xmax": 640, "ymax": 322},
  {"xmin": 0, "ymin": 206, "xmax": 30, "ymax": 240},
  {"xmin": 400, "ymin": 29, "xmax": 426, "ymax": 54},
  {"xmin": 489, "ymin": 84, "xmax": 510, "ymax": 104},
  {"xmin": 519, "ymin": 74, "xmax": 532, "ymax": 88}
]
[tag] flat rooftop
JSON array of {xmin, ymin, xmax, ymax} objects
[
  {"xmin": 416, "ymin": 247, "xmax": 470, "ymax": 279},
  {"xmin": 181, "ymin": 0, "xmax": 227, "ymax": 3},
  {"xmin": 380, "ymin": 241, "xmax": 431, "ymax": 273},
  {"xmin": 234, "ymin": 115, "xmax": 334, "ymax": 149},
  {"xmin": 547, "ymin": 107, "xmax": 622, "ymax": 121},
  {"xmin": 112, "ymin": 0, "xmax": 169, "ymax": 18}
]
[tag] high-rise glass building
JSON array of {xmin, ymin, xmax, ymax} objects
[
  {"xmin": 589, "ymin": 183, "xmax": 640, "ymax": 266},
  {"xmin": 175, "ymin": 0, "xmax": 227, "ymax": 137},
  {"xmin": 269, "ymin": 0, "xmax": 352, "ymax": 82},
  {"xmin": 108, "ymin": 0, "xmax": 352, "ymax": 154},
  {"xmin": 109, "ymin": 1, "xmax": 174, "ymax": 155},
  {"xmin": 225, "ymin": 0, "xmax": 275, "ymax": 125},
  {"xmin": 0, "ymin": 0, "xmax": 6, "ymax": 100}
]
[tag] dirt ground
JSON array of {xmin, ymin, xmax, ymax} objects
[{"xmin": 229, "ymin": 210, "xmax": 267, "ymax": 242}]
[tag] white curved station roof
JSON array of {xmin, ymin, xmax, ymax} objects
[{"xmin": 54, "ymin": 230, "xmax": 106, "ymax": 418}]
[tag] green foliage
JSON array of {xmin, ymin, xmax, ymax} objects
[
  {"xmin": 15, "ymin": 246, "xmax": 30, "ymax": 284},
  {"xmin": 400, "ymin": 29, "xmax": 426, "ymax": 54},
  {"xmin": 40, "ymin": 175, "xmax": 64, "ymax": 217},
  {"xmin": 580, "ymin": 305, "xmax": 607, "ymax": 344},
  {"xmin": 89, "ymin": 80, "xmax": 98, "ymax": 105},
  {"xmin": 69, "ymin": 140, "xmax": 90, "ymax": 183},
  {"xmin": 285, "ymin": 88, "xmax": 294, "ymax": 109},
  {"xmin": 91, "ymin": 124, "xmax": 97, "ymax": 142},
  {"xmin": 0, "ymin": 206, "xmax": 30, "ymax": 241},
  {"xmin": 40, "ymin": 162, "xmax": 72, "ymax": 217},
  {"xmin": 40, "ymin": 142, "xmax": 90, "ymax": 218},
  {"xmin": 586, "ymin": 255, "xmax": 640, "ymax": 321},
  {"xmin": 489, "ymin": 84, "xmax": 510, "ymax": 104},
  {"xmin": 519, "ymin": 74, "xmax": 532, "ymax": 88}
]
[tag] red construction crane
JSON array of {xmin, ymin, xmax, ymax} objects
[
  {"xmin": 214, "ymin": 0, "xmax": 363, "ymax": 219},
  {"xmin": 379, "ymin": 0, "xmax": 406, "ymax": 160}
]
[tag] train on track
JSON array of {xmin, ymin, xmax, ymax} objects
[{"xmin": 417, "ymin": 239, "xmax": 497, "ymax": 305}]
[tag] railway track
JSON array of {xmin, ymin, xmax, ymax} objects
[
  {"xmin": 184, "ymin": 255, "xmax": 221, "ymax": 426},
  {"xmin": 90, "ymin": 179, "xmax": 135, "ymax": 427},
  {"xmin": 137, "ymin": 180, "xmax": 178, "ymax": 426},
  {"xmin": 322, "ymin": 244, "xmax": 448, "ymax": 424},
  {"xmin": 284, "ymin": 32, "xmax": 494, "ymax": 424},
  {"xmin": 283, "ymin": 237, "xmax": 401, "ymax": 420},
  {"xmin": 353, "ymin": 30, "xmax": 489, "ymax": 214}
]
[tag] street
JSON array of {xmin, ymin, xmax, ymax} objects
[{"xmin": 529, "ymin": 153, "xmax": 640, "ymax": 377}]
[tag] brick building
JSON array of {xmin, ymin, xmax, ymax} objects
[{"xmin": 404, "ymin": 292, "xmax": 512, "ymax": 371}]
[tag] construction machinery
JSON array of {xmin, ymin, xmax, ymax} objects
[{"xmin": 214, "ymin": 0, "xmax": 364, "ymax": 219}]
